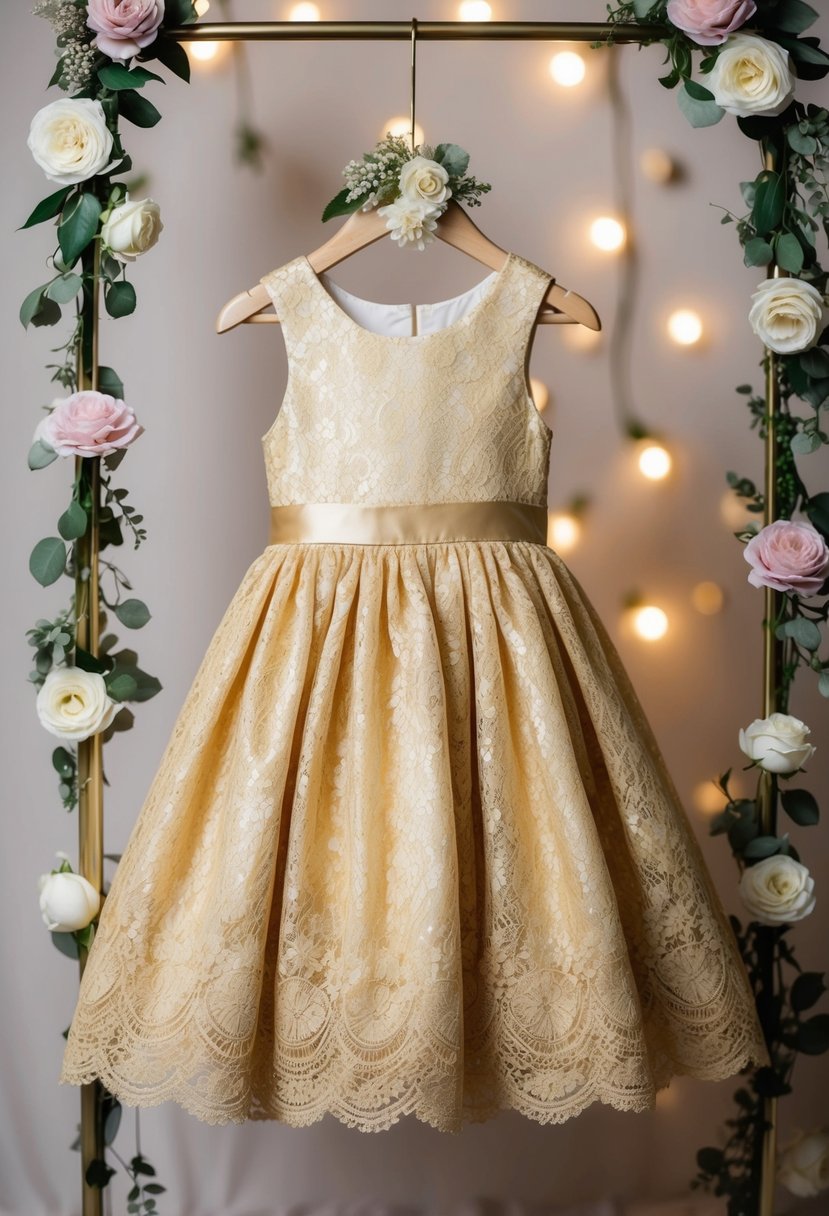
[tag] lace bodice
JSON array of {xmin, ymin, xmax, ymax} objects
[{"xmin": 258, "ymin": 252, "xmax": 554, "ymax": 509}]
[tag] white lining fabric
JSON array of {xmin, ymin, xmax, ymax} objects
[{"xmin": 317, "ymin": 270, "xmax": 500, "ymax": 336}]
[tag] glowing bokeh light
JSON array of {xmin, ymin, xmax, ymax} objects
[
  {"xmin": 548, "ymin": 513, "xmax": 581, "ymax": 552},
  {"xmin": 549, "ymin": 52, "xmax": 586, "ymax": 87},
  {"xmin": 632, "ymin": 605, "xmax": 669, "ymax": 641},
  {"xmin": 668, "ymin": 308, "xmax": 703, "ymax": 346},
  {"xmin": 590, "ymin": 216, "xmax": 626, "ymax": 252},
  {"xmin": 638, "ymin": 443, "xmax": 672, "ymax": 480}
]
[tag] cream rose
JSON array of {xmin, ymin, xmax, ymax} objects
[
  {"xmin": 739, "ymin": 855, "xmax": 816, "ymax": 925},
  {"xmin": 399, "ymin": 156, "xmax": 452, "ymax": 207},
  {"xmin": 38, "ymin": 867, "xmax": 100, "ymax": 932},
  {"xmin": 739, "ymin": 712, "xmax": 816, "ymax": 774},
  {"xmin": 36, "ymin": 667, "xmax": 117, "ymax": 743},
  {"xmin": 666, "ymin": 0, "xmax": 757, "ymax": 46},
  {"xmin": 748, "ymin": 277, "xmax": 828, "ymax": 354},
  {"xmin": 378, "ymin": 196, "xmax": 440, "ymax": 251},
  {"xmin": 27, "ymin": 98, "xmax": 119, "ymax": 186},
  {"xmin": 779, "ymin": 1129, "xmax": 829, "ymax": 1198},
  {"xmin": 708, "ymin": 33, "xmax": 796, "ymax": 117},
  {"xmin": 101, "ymin": 196, "xmax": 163, "ymax": 262}
]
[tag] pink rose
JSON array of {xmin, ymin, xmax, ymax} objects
[
  {"xmin": 86, "ymin": 0, "xmax": 165, "ymax": 61},
  {"xmin": 743, "ymin": 519, "xmax": 829, "ymax": 597},
  {"xmin": 666, "ymin": 0, "xmax": 757, "ymax": 45},
  {"xmin": 35, "ymin": 391, "xmax": 144, "ymax": 458}
]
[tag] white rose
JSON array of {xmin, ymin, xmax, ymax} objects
[
  {"xmin": 748, "ymin": 277, "xmax": 828, "ymax": 354},
  {"xmin": 36, "ymin": 667, "xmax": 117, "ymax": 743},
  {"xmin": 101, "ymin": 195, "xmax": 163, "ymax": 262},
  {"xmin": 739, "ymin": 855, "xmax": 816, "ymax": 926},
  {"xmin": 708, "ymin": 33, "xmax": 796, "ymax": 117},
  {"xmin": 27, "ymin": 98, "xmax": 120, "ymax": 186},
  {"xmin": 378, "ymin": 196, "xmax": 441, "ymax": 251},
  {"xmin": 779, "ymin": 1129, "xmax": 829, "ymax": 1198},
  {"xmin": 38, "ymin": 869, "xmax": 100, "ymax": 932},
  {"xmin": 738, "ymin": 711, "xmax": 816, "ymax": 774},
  {"xmin": 399, "ymin": 156, "xmax": 452, "ymax": 207}
]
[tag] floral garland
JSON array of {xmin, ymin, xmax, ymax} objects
[
  {"xmin": 601, "ymin": 1, "xmax": 829, "ymax": 1208},
  {"xmin": 322, "ymin": 133, "xmax": 491, "ymax": 250},
  {"xmin": 24, "ymin": 0, "xmax": 201, "ymax": 1206}
]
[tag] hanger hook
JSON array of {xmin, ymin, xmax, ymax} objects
[{"xmin": 410, "ymin": 17, "xmax": 418, "ymax": 154}]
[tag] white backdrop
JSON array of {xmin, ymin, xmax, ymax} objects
[{"xmin": 2, "ymin": 2, "xmax": 828, "ymax": 1214}]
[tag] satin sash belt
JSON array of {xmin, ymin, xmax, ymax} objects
[{"xmin": 268, "ymin": 500, "xmax": 548, "ymax": 546}]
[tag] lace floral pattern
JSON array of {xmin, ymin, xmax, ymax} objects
[{"xmin": 59, "ymin": 253, "xmax": 769, "ymax": 1131}]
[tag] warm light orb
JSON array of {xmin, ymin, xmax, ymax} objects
[
  {"xmin": 640, "ymin": 148, "xmax": 676, "ymax": 184},
  {"xmin": 637, "ymin": 443, "xmax": 672, "ymax": 480},
  {"xmin": 459, "ymin": 0, "xmax": 492, "ymax": 18},
  {"xmin": 691, "ymin": 581, "xmax": 725, "ymax": 615},
  {"xmin": 189, "ymin": 40, "xmax": 220, "ymax": 61},
  {"xmin": 719, "ymin": 489, "xmax": 756, "ymax": 530},
  {"xmin": 668, "ymin": 308, "xmax": 703, "ymax": 346},
  {"xmin": 548, "ymin": 513, "xmax": 581, "ymax": 552},
  {"xmin": 632, "ymin": 605, "xmax": 669, "ymax": 641},
  {"xmin": 590, "ymin": 216, "xmax": 626, "ymax": 252},
  {"xmin": 529, "ymin": 377, "xmax": 549, "ymax": 411},
  {"xmin": 693, "ymin": 780, "xmax": 727, "ymax": 816},
  {"xmin": 194, "ymin": 0, "xmax": 210, "ymax": 13},
  {"xmin": 382, "ymin": 116, "xmax": 425, "ymax": 146},
  {"xmin": 289, "ymin": 2, "xmax": 321, "ymax": 18},
  {"xmin": 549, "ymin": 51, "xmax": 586, "ymax": 87}
]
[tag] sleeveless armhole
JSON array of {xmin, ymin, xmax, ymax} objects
[{"xmin": 514, "ymin": 259, "xmax": 557, "ymax": 439}]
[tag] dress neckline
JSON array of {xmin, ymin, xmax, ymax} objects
[{"xmin": 298, "ymin": 252, "xmax": 515, "ymax": 344}]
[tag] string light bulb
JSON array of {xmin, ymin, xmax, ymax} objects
[
  {"xmin": 529, "ymin": 377, "xmax": 549, "ymax": 412},
  {"xmin": 194, "ymin": 0, "xmax": 210, "ymax": 13},
  {"xmin": 548, "ymin": 513, "xmax": 581, "ymax": 552},
  {"xmin": 668, "ymin": 308, "xmax": 703, "ymax": 346},
  {"xmin": 549, "ymin": 52, "xmax": 586, "ymax": 87},
  {"xmin": 637, "ymin": 442, "xmax": 672, "ymax": 481},
  {"xmin": 459, "ymin": 0, "xmax": 492, "ymax": 18},
  {"xmin": 382, "ymin": 116, "xmax": 425, "ymax": 146},
  {"xmin": 289, "ymin": 2, "xmax": 320, "ymax": 18},
  {"xmin": 188, "ymin": 40, "xmax": 221, "ymax": 62},
  {"xmin": 693, "ymin": 780, "xmax": 728, "ymax": 815},
  {"xmin": 590, "ymin": 216, "xmax": 626, "ymax": 252},
  {"xmin": 631, "ymin": 604, "xmax": 669, "ymax": 641}
]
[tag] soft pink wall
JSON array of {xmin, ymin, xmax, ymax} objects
[{"xmin": 2, "ymin": 2, "xmax": 827, "ymax": 1214}]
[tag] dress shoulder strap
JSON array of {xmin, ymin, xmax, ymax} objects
[
  {"xmin": 258, "ymin": 256, "xmax": 311, "ymax": 341},
  {"xmin": 494, "ymin": 252, "xmax": 556, "ymax": 348}
]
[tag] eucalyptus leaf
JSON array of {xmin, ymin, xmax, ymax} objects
[
  {"xmin": 774, "ymin": 232, "xmax": 804, "ymax": 273},
  {"xmin": 800, "ymin": 347, "xmax": 829, "ymax": 377},
  {"xmin": 434, "ymin": 142, "xmax": 470, "ymax": 177},
  {"xmin": 787, "ymin": 125, "xmax": 818, "ymax": 154},
  {"xmin": 676, "ymin": 84, "xmax": 725, "ymax": 128},
  {"xmin": 819, "ymin": 670, "xmax": 829, "ymax": 698},
  {"xmin": 797, "ymin": 1014, "xmax": 829, "ymax": 1055},
  {"xmin": 781, "ymin": 616, "xmax": 822, "ymax": 650},
  {"xmin": 683, "ymin": 78, "xmax": 715, "ymax": 101},
  {"xmin": 58, "ymin": 500, "xmax": 88, "ymax": 541},
  {"xmin": 743, "ymin": 834, "xmax": 786, "ymax": 860},
  {"xmin": 781, "ymin": 788, "xmax": 820, "ymax": 826},
  {"xmin": 51, "ymin": 931, "xmax": 79, "ymax": 960},
  {"xmin": 114, "ymin": 598, "xmax": 151, "ymax": 629},
  {"xmin": 28, "ymin": 439, "xmax": 59, "ymax": 470},
  {"xmin": 791, "ymin": 971, "xmax": 826, "ymax": 1012},
  {"xmin": 52, "ymin": 746, "xmax": 75, "ymax": 776},
  {"xmin": 105, "ymin": 280, "xmax": 137, "ymax": 318},
  {"xmin": 29, "ymin": 537, "xmax": 67, "ymax": 586},
  {"xmin": 790, "ymin": 430, "xmax": 823, "ymax": 454},
  {"xmin": 743, "ymin": 237, "xmax": 773, "ymax": 267},
  {"xmin": 805, "ymin": 491, "xmax": 829, "ymax": 537},
  {"xmin": 106, "ymin": 672, "xmax": 139, "ymax": 701},
  {"xmin": 103, "ymin": 1101, "xmax": 122, "ymax": 1145},
  {"xmin": 45, "ymin": 273, "xmax": 83, "ymax": 304},
  {"xmin": 97, "ymin": 366, "xmax": 125, "ymax": 398}
]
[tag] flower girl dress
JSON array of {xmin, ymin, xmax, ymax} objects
[{"xmin": 59, "ymin": 250, "xmax": 769, "ymax": 1131}]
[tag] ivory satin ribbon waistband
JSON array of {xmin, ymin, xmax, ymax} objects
[{"xmin": 268, "ymin": 501, "xmax": 548, "ymax": 546}]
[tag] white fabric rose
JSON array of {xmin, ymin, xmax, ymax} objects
[
  {"xmin": 378, "ymin": 197, "xmax": 441, "ymax": 251},
  {"xmin": 27, "ymin": 98, "xmax": 119, "ymax": 186},
  {"xmin": 399, "ymin": 156, "xmax": 452, "ymax": 207},
  {"xmin": 101, "ymin": 195, "xmax": 163, "ymax": 262},
  {"xmin": 779, "ymin": 1129, "xmax": 829, "ymax": 1198},
  {"xmin": 748, "ymin": 277, "xmax": 828, "ymax": 354},
  {"xmin": 738, "ymin": 712, "xmax": 816, "ymax": 774},
  {"xmin": 38, "ymin": 869, "xmax": 100, "ymax": 932},
  {"xmin": 739, "ymin": 855, "xmax": 816, "ymax": 925},
  {"xmin": 36, "ymin": 667, "xmax": 117, "ymax": 742},
  {"xmin": 708, "ymin": 33, "xmax": 796, "ymax": 117}
]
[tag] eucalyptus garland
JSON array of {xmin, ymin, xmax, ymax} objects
[{"xmin": 600, "ymin": 2, "xmax": 829, "ymax": 1209}]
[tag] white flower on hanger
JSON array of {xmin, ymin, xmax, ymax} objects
[
  {"xmin": 739, "ymin": 854, "xmax": 816, "ymax": 926},
  {"xmin": 399, "ymin": 155, "xmax": 452, "ymax": 207},
  {"xmin": 707, "ymin": 33, "xmax": 796, "ymax": 117},
  {"xmin": 378, "ymin": 197, "xmax": 440, "ymax": 250}
]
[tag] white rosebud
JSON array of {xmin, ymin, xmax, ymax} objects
[
  {"xmin": 708, "ymin": 33, "xmax": 796, "ymax": 117},
  {"xmin": 27, "ymin": 98, "xmax": 119, "ymax": 186},
  {"xmin": 38, "ymin": 869, "xmax": 100, "ymax": 932},
  {"xmin": 739, "ymin": 855, "xmax": 816, "ymax": 926},
  {"xmin": 779, "ymin": 1129, "xmax": 829, "ymax": 1198},
  {"xmin": 748, "ymin": 277, "xmax": 828, "ymax": 355},
  {"xmin": 398, "ymin": 155, "xmax": 452, "ymax": 207},
  {"xmin": 36, "ymin": 667, "xmax": 117, "ymax": 743},
  {"xmin": 101, "ymin": 195, "xmax": 163, "ymax": 263},
  {"xmin": 738, "ymin": 712, "xmax": 816, "ymax": 774}
]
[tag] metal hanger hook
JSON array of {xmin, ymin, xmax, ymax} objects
[{"xmin": 410, "ymin": 17, "xmax": 418, "ymax": 153}]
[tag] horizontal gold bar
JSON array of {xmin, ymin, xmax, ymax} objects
[{"xmin": 166, "ymin": 21, "xmax": 664, "ymax": 43}]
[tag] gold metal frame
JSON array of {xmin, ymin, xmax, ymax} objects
[{"xmin": 74, "ymin": 18, "xmax": 781, "ymax": 1216}]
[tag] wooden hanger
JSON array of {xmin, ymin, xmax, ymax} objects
[{"xmin": 216, "ymin": 199, "xmax": 601, "ymax": 334}]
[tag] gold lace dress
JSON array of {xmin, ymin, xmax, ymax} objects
[{"xmin": 59, "ymin": 250, "xmax": 769, "ymax": 1132}]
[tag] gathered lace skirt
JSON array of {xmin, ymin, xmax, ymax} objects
[{"xmin": 59, "ymin": 538, "xmax": 769, "ymax": 1131}]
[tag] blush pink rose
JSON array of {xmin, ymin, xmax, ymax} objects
[
  {"xmin": 35, "ymin": 391, "xmax": 144, "ymax": 458},
  {"xmin": 743, "ymin": 519, "xmax": 829, "ymax": 597},
  {"xmin": 666, "ymin": 0, "xmax": 757, "ymax": 45},
  {"xmin": 87, "ymin": 0, "xmax": 165, "ymax": 61}
]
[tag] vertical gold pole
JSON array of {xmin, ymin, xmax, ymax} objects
[
  {"xmin": 410, "ymin": 17, "xmax": 417, "ymax": 151},
  {"xmin": 74, "ymin": 237, "xmax": 104, "ymax": 1216},
  {"xmin": 757, "ymin": 146, "xmax": 781, "ymax": 1216}
]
